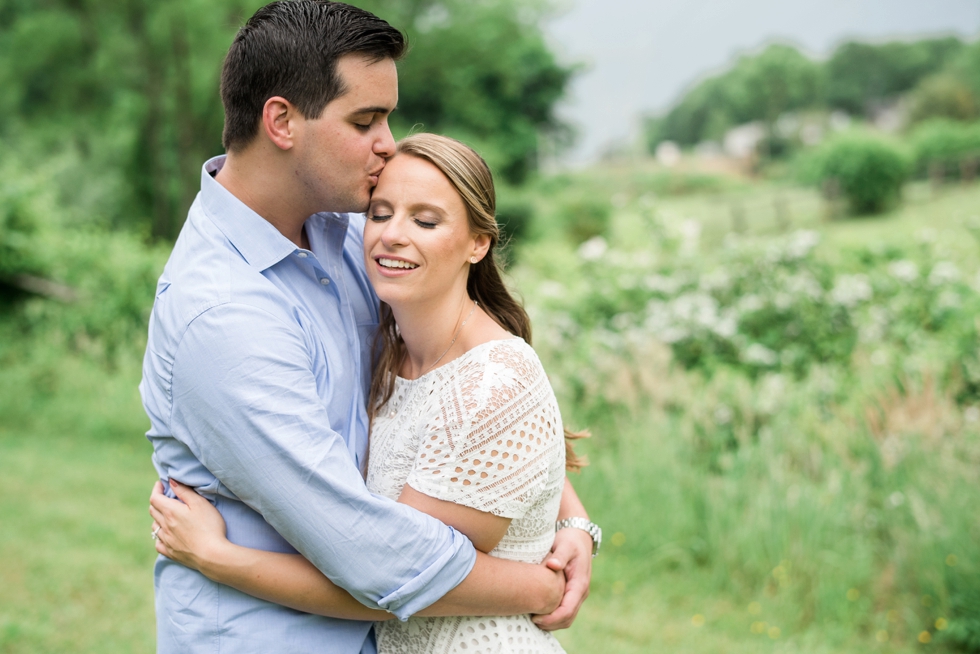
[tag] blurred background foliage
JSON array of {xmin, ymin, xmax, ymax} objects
[
  {"xmin": 2, "ymin": 0, "xmax": 980, "ymax": 652},
  {"xmin": 0, "ymin": 0, "xmax": 572, "ymax": 242}
]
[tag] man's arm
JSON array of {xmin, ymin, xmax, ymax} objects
[
  {"xmin": 166, "ymin": 303, "xmax": 476, "ymax": 619},
  {"xmin": 151, "ymin": 479, "xmax": 563, "ymax": 619}
]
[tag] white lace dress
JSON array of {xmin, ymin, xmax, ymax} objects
[{"xmin": 366, "ymin": 338, "xmax": 567, "ymax": 654}]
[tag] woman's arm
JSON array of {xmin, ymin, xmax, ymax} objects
[
  {"xmin": 150, "ymin": 480, "xmax": 389, "ymax": 621},
  {"xmin": 150, "ymin": 479, "xmax": 562, "ymax": 619}
]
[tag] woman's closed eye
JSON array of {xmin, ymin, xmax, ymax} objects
[
  {"xmin": 369, "ymin": 213, "xmax": 393, "ymax": 222},
  {"xmin": 414, "ymin": 218, "xmax": 437, "ymax": 229}
]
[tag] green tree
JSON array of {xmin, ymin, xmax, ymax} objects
[
  {"xmin": 824, "ymin": 37, "xmax": 965, "ymax": 114},
  {"xmin": 0, "ymin": 0, "xmax": 259, "ymax": 239},
  {"xmin": 646, "ymin": 43, "xmax": 821, "ymax": 149},
  {"xmin": 359, "ymin": 0, "xmax": 575, "ymax": 184},
  {"xmin": 0, "ymin": 0, "xmax": 573, "ymax": 240}
]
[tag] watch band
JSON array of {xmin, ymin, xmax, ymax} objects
[{"xmin": 555, "ymin": 517, "xmax": 602, "ymax": 557}]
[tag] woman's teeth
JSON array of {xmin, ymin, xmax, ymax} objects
[{"xmin": 378, "ymin": 258, "xmax": 419, "ymax": 270}]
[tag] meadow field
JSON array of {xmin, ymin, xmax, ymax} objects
[{"xmin": 2, "ymin": 168, "xmax": 980, "ymax": 653}]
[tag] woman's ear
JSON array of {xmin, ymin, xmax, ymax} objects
[
  {"xmin": 470, "ymin": 233, "xmax": 491, "ymax": 264},
  {"xmin": 261, "ymin": 96, "xmax": 298, "ymax": 151}
]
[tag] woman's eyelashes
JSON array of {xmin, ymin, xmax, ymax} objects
[{"xmin": 369, "ymin": 212, "xmax": 439, "ymax": 229}]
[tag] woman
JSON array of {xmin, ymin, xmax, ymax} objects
[{"xmin": 150, "ymin": 133, "xmax": 586, "ymax": 653}]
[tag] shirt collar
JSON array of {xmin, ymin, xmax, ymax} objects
[{"xmin": 199, "ymin": 155, "xmax": 299, "ymax": 272}]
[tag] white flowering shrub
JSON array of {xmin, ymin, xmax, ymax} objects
[{"xmin": 518, "ymin": 226, "xmax": 980, "ymax": 417}]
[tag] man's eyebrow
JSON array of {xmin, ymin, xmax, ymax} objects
[{"xmin": 350, "ymin": 105, "xmax": 396, "ymax": 116}]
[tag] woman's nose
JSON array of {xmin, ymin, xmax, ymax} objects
[{"xmin": 379, "ymin": 216, "xmax": 408, "ymax": 248}]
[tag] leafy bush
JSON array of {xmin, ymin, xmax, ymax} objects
[
  {"xmin": 0, "ymin": 178, "xmax": 47, "ymax": 284},
  {"xmin": 0, "ymin": 165, "xmax": 166, "ymax": 363},
  {"xmin": 557, "ymin": 196, "xmax": 612, "ymax": 244},
  {"xmin": 944, "ymin": 568, "xmax": 980, "ymax": 652},
  {"xmin": 495, "ymin": 194, "xmax": 534, "ymax": 246},
  {"xmin": 907, "ymin": 73, "xmax": 979, "ymax": 124},
  {"xmin": 803, "ymin": 132, "xmax": 911, "ymax": 214},
  {"xmin": 909, "ymin": 119, "xmax": 980, "ymax": 179}
]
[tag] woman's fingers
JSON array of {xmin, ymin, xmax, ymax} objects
[
  {"xmin": 151, "ymin": 479, "xmax": 165, "ymax": 502},
  {"xmin": 169, "ymin": 479, "xmax": 201, "ymax": 505},
  {"xmin": 149, "ymin": 503, "xmax": 166, "ymax": 526}
]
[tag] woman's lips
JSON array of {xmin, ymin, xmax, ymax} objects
[{"xmin": 374, "ymin": 256, "xmax": 419, "ymax": 276}]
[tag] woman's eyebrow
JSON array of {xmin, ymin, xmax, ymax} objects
[{"xmin": 409, "ymin": 202, "xmax": 447, "ymax": 217}]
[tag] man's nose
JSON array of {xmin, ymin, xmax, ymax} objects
[{"xmin": 375, "ymin": 122, "xmax": 396, "ymax": 158}]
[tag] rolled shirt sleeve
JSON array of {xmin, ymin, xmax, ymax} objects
[{"xmin": 169, "ymin": 302, "xmax": 475, "ymax": 619}]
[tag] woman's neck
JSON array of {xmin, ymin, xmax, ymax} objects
[{"xmin": 391, "ymin": 289, "xmax": 475, "ymax": 380}]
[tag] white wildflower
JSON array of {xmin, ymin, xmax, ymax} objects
[
  {"xmin": 744, "ymin": 343, "xmax": 778, "ymax": 366},
  {"xmin": 888, "ymin": 260, "xmax": 919, "ymax": 283},
  {"xmin": 786, "ymin": 273, "xmax": 824, "ymax": 301},
  {"xmin": 738, "ymin": 294, "xmax": 765, "ymax": 313},
  {"xmin": 757, "ymin": 373, "xmax": 786, "ymax": 414},
  {"xmin": 965, "ymin": 406, "xmax": 980, "ymax": 423},
  {"xmin": 785, "ymin": 230, "xmax": 821, "ymax": 259},
  {"xmin": 831, "ymin": 274, "xmax": 872, "ymax": 307},
  {"xmin": 936, "ymin": 289, "xmax": 961, "ymax": 311},
  {"xmin": 714, "ymin": 404, "xmax": 734, "ymax": 425},
  {"xmin": 578, "ymin": 236, "xmax": 608, "ymax": 261},
  {"xmin": 700, "ymin": 269, "xmax": 731, "ymax": 292},
  {"xmin": 712, "ymin": 312, "xmax": 738, "ymax": 339},
  {"xmin": 611, "ymin": 313, "xmax": 633, "ymax": 331},
  {"xmin": 679, "ymin": 219, "xmax": 702, "ymax": 255},
  {"xmin": 644, "ymin": 274, "xmax": 683, "ymax": 296},
  {"xmin": 929, "ymin": 261, "xmax": 960, "ymax": 286},
  {"xmin": 671, "ymin": 293, "xmax": 720, "ymax": 329},
  {"xmin": 774, "ymin": 292, "xmax": 793, "ymax": 310}
]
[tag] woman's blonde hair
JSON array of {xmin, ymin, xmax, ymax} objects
[{"xmin": 366, "ymin": 133, "xmax": 588, "ymax": 471}]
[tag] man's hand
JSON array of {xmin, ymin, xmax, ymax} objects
[{"xmin": 532, "ymin": 525, "xmax": 592, "ymax": 630}]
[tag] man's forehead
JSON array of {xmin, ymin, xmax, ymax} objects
[{"xmin": 333, "ymin": 55, "xmax": 398, "ymax": 110}]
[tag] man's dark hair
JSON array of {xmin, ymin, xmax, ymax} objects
[{"xmin": 220, "ymin": 1, "xmax": 405, "ymax": 152}]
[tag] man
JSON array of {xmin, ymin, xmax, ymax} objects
[{"xmin": 140, "ymin": 2, "xmax": 596, "ymax": 652}]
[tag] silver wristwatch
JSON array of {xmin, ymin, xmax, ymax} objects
[{"xmin": 555, "ymin": 517, "xmax": 602, "ymax": 557}]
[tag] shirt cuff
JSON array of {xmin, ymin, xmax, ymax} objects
[{"xmin": 375, "ymin": 527, "xmax": 477, "ymax": 621}]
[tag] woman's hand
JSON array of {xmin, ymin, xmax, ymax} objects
[{"xmin": 149, "ymin": 479, "xmax": 230, "ymax": 577}]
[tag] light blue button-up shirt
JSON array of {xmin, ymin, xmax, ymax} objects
[{"xmin": 140, "ymin": 156, "xmax": 476, "ymax": 654}]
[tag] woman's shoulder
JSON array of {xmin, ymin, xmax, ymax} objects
[
  {"xmin": 449, "ymin": 337, "xmax": 548, "ymax": 409},
  {"xmin": 461, "ymin": 337, "xmax": 543, "ymax": 376}
]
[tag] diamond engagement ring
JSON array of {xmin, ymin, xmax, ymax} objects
[{"xmin": 152, "ymin": 526, "xmax": 161, "ymax": 540}]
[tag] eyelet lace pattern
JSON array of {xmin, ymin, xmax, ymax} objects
[{"xmin": 367, "ymin": 338, "xmax": 567, "ymax": 654}]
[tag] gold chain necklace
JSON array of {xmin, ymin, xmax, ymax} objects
[{"xmin": 419, "ymin": 300, "xmax": 479, "ymax": 376}]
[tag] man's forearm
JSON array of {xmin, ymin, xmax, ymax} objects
[{"xmin": 416, "ymin": 552, "xmax": 563, "ymax": 618}]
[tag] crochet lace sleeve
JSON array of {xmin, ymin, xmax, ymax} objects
[{"xmin": 405, "ymin": 340, "xmax": 565, "ymax": 519}]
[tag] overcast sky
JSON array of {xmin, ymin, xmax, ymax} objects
[{"xmin": 543, "ymin": 0, "xmax": 980, "ymax": 164}]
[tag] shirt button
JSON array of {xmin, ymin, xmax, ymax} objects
[
  {"xmin": 319, "ymin": 277, "xmax": 330, "ymax": 285},
  {"xmin": 297, "ymin": 252, "xmax": 308, "ymax": 258}
]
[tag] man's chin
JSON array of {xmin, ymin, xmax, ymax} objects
[{"xmin": 325, "ymin": 193, "xmax": 370, "ymax": 216}]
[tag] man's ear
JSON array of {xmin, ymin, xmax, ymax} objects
[{"xmin": 261, "ymin": 96, "xmax": 298, "ymax": 151}]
